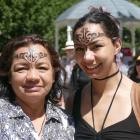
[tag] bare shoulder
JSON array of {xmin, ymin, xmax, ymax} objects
[{"xmin": 121, "ymin": 74, "xmax": 133, "ymax": 92}]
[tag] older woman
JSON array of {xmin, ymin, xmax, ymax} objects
[{"xmin": 0, "ymin": 34, "xmax": 74, "ymax": 140}]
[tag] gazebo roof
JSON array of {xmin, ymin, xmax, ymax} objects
[{"xmin": 56, "ymin": 0, "xmax": 140, "ymax": 28}]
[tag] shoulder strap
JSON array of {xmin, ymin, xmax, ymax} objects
[{"xmin": 131, "ymin": 82, "xmax": 140, "ymax": 127}]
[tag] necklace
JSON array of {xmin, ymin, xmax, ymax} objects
[
  {"xmin": 94, "ymin": 69, "xmax": 119, "ymax": 80},
  {"xmin": 90, "ymin": 72, "xmax": 122, "ymax": 130},
  {"xmin": 38, "ymin": 114, "xmax": 46, "ymax": 137}
]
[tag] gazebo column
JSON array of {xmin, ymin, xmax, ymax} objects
[
  {"xmin": 119, "ymin": 21, "xmax": 123, "ymax": 39},
  {"xmin": 130, "ymin": 27, "xmax": 136, "ymax": 56},
  {"xmin": 55, "ymin": 25, "xmax": 59, "ymax": 52},
  {"xmin": 66, "ymin": 25, "xmax": 74, "ymax": 47}
]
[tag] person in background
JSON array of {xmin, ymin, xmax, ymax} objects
[
  {"xmin": 61, "ymin": 46, "xmax": 76, "ymax": 110},
  {"xmin": 116, "ymin": 52, "xmax": 129, "ymax": 76},
  {"xmin": 0, "ymin": 34, "xmax": 74, "ymax": 140},
  {"xmin": 62, "ymin": 46, "xmax": 76, "ymax": 85},
  {"xmin": 116, "ymin": 51, "xmax": 123, "ymax": 65},
  {"xmin": 130, "ymin": 55, "xmax": 140, "ymax": 83},
  {"xmin": 71, "ymin": 7, "xmax": 140, "ymax": 140}
]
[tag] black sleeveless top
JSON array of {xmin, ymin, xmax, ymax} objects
[{"xmin": 73, "ymin": 89, "xmax": 140, "ymax": 140}]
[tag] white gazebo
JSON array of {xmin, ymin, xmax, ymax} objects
[{"xmin": 55, "ymin": 0, "xmax": 140, "ymax": 56}]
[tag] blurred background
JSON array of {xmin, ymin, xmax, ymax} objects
[{"xmin": 0, "ymin": 0, "xmax": 139, "ymax": 55}]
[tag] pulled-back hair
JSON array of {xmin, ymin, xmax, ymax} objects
[
  {"xmin": 0, "ymin": 34, "xmax": 65, "ymax": 104},
  {"xmin": 73, "ymin": 7, "xmax": 121, "ymax": 43}
]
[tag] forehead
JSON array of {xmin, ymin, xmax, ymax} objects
[
  {"xmin": 13, "ymin": 44, "xmax": 51, "ymax": 63},
  {"xmin": 15, "ymin": 44, "xmax": 48, "ymax": 53},
  {"xmin": 76, "ymin": 23, "xmax": 104, "ymax": 34},
  {"xmin": 74, "ymin": 23, "xmax": 105, "ymax": 45}
]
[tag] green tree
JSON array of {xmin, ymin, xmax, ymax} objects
[
  {"xmin": 0, "ymin": 0, "xmax": 80, "ymax": 50},
  {"xmin": 124, "ymin": 0, "xmax": 140, "ymax": 49},
  {"xmin": 129, "ymin": 0, "xmax": 140, "ymax": 7}
]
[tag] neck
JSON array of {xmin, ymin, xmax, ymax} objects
[
  {"xmin": 16, "ymin": 97, "xmax": 45, "ymax": 119},
  {"xmin": 94, "ymin": 69, "xmax": 119, "ymax": 80},
  {"xmin": 92, "ymin": 71, "xmax": 121, "ymax": 96}
]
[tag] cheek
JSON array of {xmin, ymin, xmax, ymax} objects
[
  {"xmin": 42, "ymin": 71, "xmax": 54, "ymax": 83},
  {"xmin": 103, "ymin": 49, "xmax": 115, "ymax": 62},
  {"xmin": 75, "ymin": 53, "xmax": 84, "ymax": 63},
  {"xmin": 10, "ymin": 77, "xmax": 23, "ymax": 95},
  {"xmin": 11, "ymin": 72, "xmax": 25, "ymax": 81},
  {"xmin": 42, "ymin": 72, "xmax": 54, "ymax": 93},
  {"xmin": 10, "ymin": 75, "xmax": 23, "ymax": 89}
]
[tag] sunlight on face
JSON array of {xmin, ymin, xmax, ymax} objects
[{"xmin": 74, "ymin": 23, "xmax": 119, "ymax": 79}]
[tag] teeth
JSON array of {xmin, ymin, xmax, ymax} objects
[
  {"xmin": 86, "ymin": 64, "xmax": 100, "ymax": 69},
  {"xmin": 87, "ymin": 66, "xmax": 96, "ymax": 69}
]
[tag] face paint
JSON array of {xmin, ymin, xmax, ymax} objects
[
  {"xmin": 14, "ymin": 48, "xmax": 47, "ymax": 63},
  {"xmin": 74, "ymin": 27, "xmax": 105, "ymax": 45}
]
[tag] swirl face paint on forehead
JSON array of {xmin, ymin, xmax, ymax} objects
[
  {"xmin": 74, "ymin": 27, "xmax": 105, "ymax": 45},
  {"xmin": 14, "ymin": 48, "xmax": 47, "ymax": 63}
]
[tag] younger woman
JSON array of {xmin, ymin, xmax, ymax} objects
[{"xmin": 72, "ymin": 7, "xmax": 140, "ymax": 140}]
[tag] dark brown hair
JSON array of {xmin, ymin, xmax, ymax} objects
[
  {"xmin": 0, "ymin": 34, "xmax": 65, "ymax": 104},
  {"xmin": 73, "ymin": 7, "xmax": 121, "ymax": 43}
]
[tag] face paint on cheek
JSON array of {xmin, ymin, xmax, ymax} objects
[
  {"xmin": 74, "ymin": 27, "xmax": 105, "ymax": 46},
  {"xmin": 14, "ymin": 48, "xmax": 47, "ymax": 63}
]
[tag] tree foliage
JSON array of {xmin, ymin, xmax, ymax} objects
[
  {"xmin": 123, "ymin": 0, "xmax": 140, "ymax": 48},
  {"xmin": 129, "ymin": 0, "xmax": 140, "ymax": 7},
  {"xmin": 0, "ymin": 0, "xmax": 80, "ymax": 50}
]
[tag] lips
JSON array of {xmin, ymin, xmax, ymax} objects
[
  {"xmin": 23, "ymin": 85, "xmax": 42, "ymax": 92},
  {"xmin": 83, "ymin": 63, "xmax": 102, "ymax": 75},
  {"xmin": 86, "ymin": 63, "xmax": 101, "ymax": 70},
  {"xmin": 86, "ymin": 64, "xmax": 99, "ymax": 69}
]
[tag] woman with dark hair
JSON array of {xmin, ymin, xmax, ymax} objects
[
  {"xmin": 71, "ymin": 7, "xmax": 140, "ymax": 140},
  {"xmin": 0, "ymin": 34, "xmax": 74, "ymax": 140}
]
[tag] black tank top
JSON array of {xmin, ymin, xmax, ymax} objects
[{"xmin": 73, "ymin": 89, "xmax": 140, "ymax": 140}]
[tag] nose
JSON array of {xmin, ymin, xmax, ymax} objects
[
  {"xmin": 84, "ymin": 49, "xmax": 95, "ymax": 63},
  {"xmin": 26, "ymin": 68, "xmax": 40, "ymax": 82}
]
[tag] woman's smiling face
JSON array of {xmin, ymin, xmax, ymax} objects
[
  {"xmin": 9, "ymin": 44, "xmax": 54, "ymax": 103},
  {"xmin": 74, "ymin": 23, "xmax": 121, "ymax": 79}
]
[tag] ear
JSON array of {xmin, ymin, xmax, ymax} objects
[{"xmin": 114, "ymin": 38, "xmax": 122, "ymax": 55}]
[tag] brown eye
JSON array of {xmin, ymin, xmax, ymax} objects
[
  {"xmin": 91, "ymin": 44, "xmax": 103, "ymax": 51},
  {"xmin": 39, "ymin": 66, "xmax": 48, "ymax": 70},
  {"xmin": 37, "ymin": 64, "xmax": 50, "ymax": 72},
  {"xmin": 14, "ymin": 67, "xmax": 28, "ymax": 73},
  {"xmin": 95, "ymin": 44, "xmax": 102, "ymax": 48}
]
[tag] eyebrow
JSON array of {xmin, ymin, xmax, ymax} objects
[
  {"xmin": 88, "ymin": 39, "xmax": 102, "ymax": 45},
  {"xmin": 74, "ymin": 39, "xmax": 102, "ymax": 46}
]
